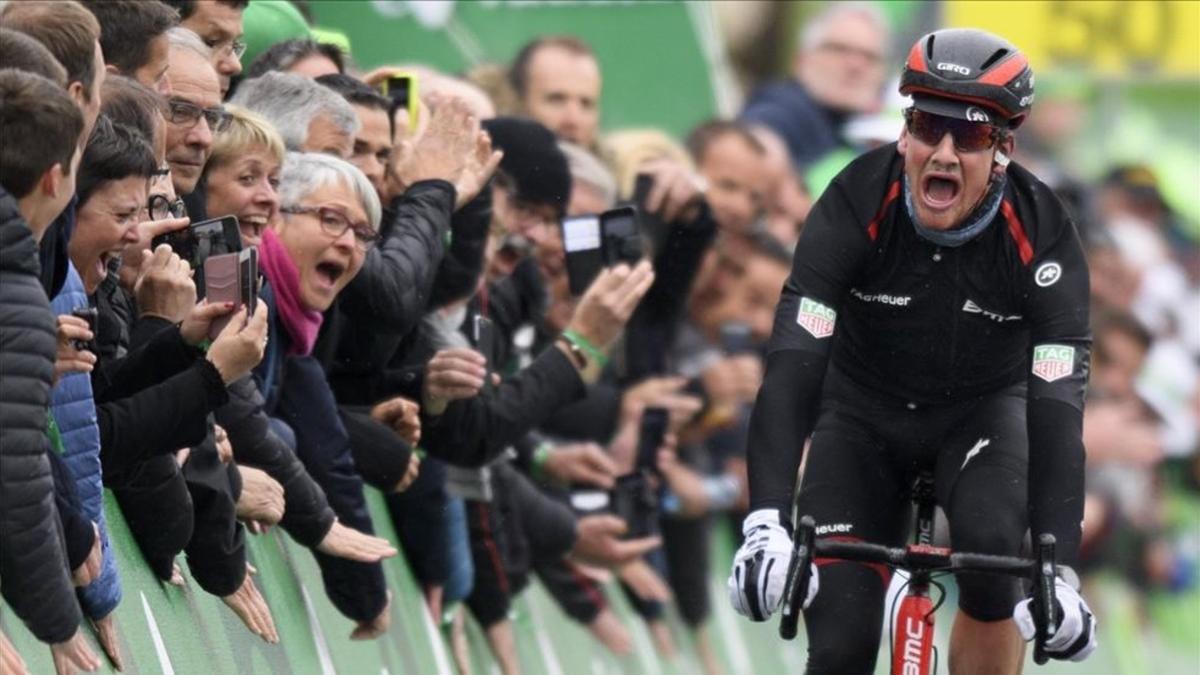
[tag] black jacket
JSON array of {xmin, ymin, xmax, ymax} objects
[{"xmin": 0, "ymin": 188, "xmax": 82, "ymax": 643}]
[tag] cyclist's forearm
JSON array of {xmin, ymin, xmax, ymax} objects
[
  {"xmin": 746, "ymin": 349, "xmax": 827, "ymax": 517},
  {"xmin": 1027, "ymin": 397, "xmax": 1085, "ymax": 567}
]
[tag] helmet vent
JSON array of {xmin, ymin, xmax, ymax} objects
[
  {"xmin": 925, "ymin": 34, "xmax": 936, "ymax": 60},
  {"xmin": 980, "ymin": 48, "xmax": 1010, "ymax": 71}
]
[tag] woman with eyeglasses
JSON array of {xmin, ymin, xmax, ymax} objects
[
  {"xmin": 202, "ymin": 105, "xmax": 283, "ymax": 248},
  {"xmin": 250, "ymin": 152, "xmax": 397, "ymax": 636}
]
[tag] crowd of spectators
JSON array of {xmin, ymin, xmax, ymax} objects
[{"xmin": 0, "ymin": 2, "xmax": 1195, "ymax": 674}]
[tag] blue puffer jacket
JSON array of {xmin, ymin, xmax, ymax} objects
[{"xmin": 50, "ymin": 263, "xmax": 121, "ymax": 619}]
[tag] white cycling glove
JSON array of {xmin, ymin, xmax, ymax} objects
[
  {"xmin": 1013, "ymin": 577, "xmax": 1098, "ymax": 662},
  {"xmin": 728, "ymin": 509, "xmax": 817, "ymax": 621}
]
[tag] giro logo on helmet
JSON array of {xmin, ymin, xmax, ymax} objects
[
  {"xmin": 965, "ymin": 107, "xmax": 991, "ymax": 123},
  {"xmin": 936, "ymin": 62, "xmax": 971, "ymax": 76}
]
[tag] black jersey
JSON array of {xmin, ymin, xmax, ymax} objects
[{"xmin": 747, "ymin": 143, "xmax": 1091, "ymax": 563}]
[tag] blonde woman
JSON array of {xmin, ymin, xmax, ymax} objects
[{"xmin": 203, "ymin": 105, "xmax": 286, "ymax": 247}]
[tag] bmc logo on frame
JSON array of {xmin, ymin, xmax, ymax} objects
[
  {"xmin": 1032, "ymin": 344, "xmax": 1075, "ymax": 382},
  {"xmin": 797, "ymin": 297, "xmax": 836, "ymax": 339},
  {"xmin": 901, "ymin": 616, "xmax": 926, "ymax": 674}
]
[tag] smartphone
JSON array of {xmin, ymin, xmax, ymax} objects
[
  {"xmin": 239, "ymin": 246, "xmax": 259, "ymax": 320},
  {"xmin": 70, "ymin": 306, "xmax": 98, "ymax": 353},
  {"xmin": 610, "ymin": 473, "xmax": 658, "ymax": 539},
  {"xmin": 561, "ymin": 214, "xmax": 604, "ymax": 296},
  {"xmin": 600, "ymin": 206, "xmax": 643, "ymax": 266},
  {"xmin": 204, "ymin": 252, "xmax": 240, "ymax": 340},
  {"xmin": 633, "ymin": 173, "xmax": 669, "ymax": 245},
  {"xmin": 636, "ymin": 407, "xmax": 669, "ymax": 473},
  {"xmin": 719, "ymin": 321, "xmax": 756, "ymax": 355},
  {"xmin": 379, "ymin": 71, "xmax": 418, "ymax": 130},
  {"xmin": 473, "ymin": 314, "xmax": 497, "ymax": 391},
  {"xmin": 152, "ymin": 215, "xmax": 242, "ymax": 296}
]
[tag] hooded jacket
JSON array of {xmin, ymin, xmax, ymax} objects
[{"xmin": 0, "ymin": 186, "xmax": 82, "ymax": 643}]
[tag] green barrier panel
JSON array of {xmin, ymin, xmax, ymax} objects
[{"xmin": 4, "ymin": 489, "xmax": 1197, "ymax": 673}]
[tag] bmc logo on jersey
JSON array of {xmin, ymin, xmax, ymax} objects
[
  {"xmin": 797, "ymin": 297, "xmax": 836, "ymax": 339},
  {"xmin": 1032, "ymin": 344, "xmax": 1075, "ymax": 382},
  {"xmin": 936, "ymin": 62, "xmax": 971, "ymax": 76}
]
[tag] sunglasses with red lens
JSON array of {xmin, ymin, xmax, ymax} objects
[{"xmin": 904, "ymin": 108, "xmax": 999, "ymax": 152}]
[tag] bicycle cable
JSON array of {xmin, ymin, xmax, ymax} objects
[{"xmin": 886, "ymin": 572, "xmax": 950, "ymax": 674}]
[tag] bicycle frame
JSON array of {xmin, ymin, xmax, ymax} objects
[{"xmin": 779, "ymin": 473, "xmax": 1059, "ymax": 675}]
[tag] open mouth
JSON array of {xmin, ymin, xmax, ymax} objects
[
  {"xmin": 315, "ymin": 260, "xmax": 346, "ymax": 288},
  {"xmin": 241, "ymin": 214, "xmax": 269, "ymax": 240},
  {"xmin": 920, "ymin": 173, "xmax": 962, "ymax": 210},
  {"xmin": 96, "ymin": 250, "xmax": 122, "ymax": 282}
]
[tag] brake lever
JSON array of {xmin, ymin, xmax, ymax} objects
[
  {"xmin": 779, "ymin": 515, "xmax": 815, "ymax": 640},
  {"xmin": 1032, "ymin": 534, "xmax": 1059, "ymax": 665}
]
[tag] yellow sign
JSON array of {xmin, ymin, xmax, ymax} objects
[{"xmin": 944, "ymin": 0, "xmax": 1200, "ymax": 77}]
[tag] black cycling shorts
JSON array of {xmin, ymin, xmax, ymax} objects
[{"xmin": 796, "ymin": 367, "xmax": 1029, "ymax": 671}]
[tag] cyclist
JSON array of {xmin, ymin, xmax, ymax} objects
[{"xmin": 728, "ymin": 28, "xmax": 1098, "ymax": 672}]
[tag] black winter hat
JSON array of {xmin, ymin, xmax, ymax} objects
[{"xmin": 482, "ymin": 116, "xmax": 571, "ymax": 212}]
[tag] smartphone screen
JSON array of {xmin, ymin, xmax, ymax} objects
[
  {"xmin": 610, "ymin": 473, "xmax": 658, "ymax": 539},
  {"xmin": 636, "ymin": 407, "xmax": 669, "ymax": 472},
  {"xmin": 203, "ymin": 251, "xmax": 243, "ymax": 340},
  {"xmin": 561, "ymin": 215, "xmax": 604, "ymax": 296},
  {"xmin": 238, "ymin": 247, "xmax": 258, "ymax": 320},
  {"xmin": 380, "ymin": 71, "xmax": 418, "ymax": 130},
  {"xmin": 600, "ymin": 206, "xmax": 643, "ymax": 266}
]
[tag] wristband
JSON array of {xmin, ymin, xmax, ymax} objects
[
  {"xmin": 531, "ymin": 442, "xmax": 554, "ymax": 481},
  {"xmin": 561, "ymin": 329, "xmax": 608, "ymax": 368},
  {"xmin": 556, "ymin": 336, "xmax": 587, "ymax": 369}
]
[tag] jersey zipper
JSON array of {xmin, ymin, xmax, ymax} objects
[{"xmin": 946, "ymin": 248, "xmax": 960, "ymax": 392}]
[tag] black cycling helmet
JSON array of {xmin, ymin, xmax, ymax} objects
[{"xmin": 899, "ymin": 28, "xmax": 1034, "ymax": 128}]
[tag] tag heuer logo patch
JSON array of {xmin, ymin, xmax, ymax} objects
[
  {"xmin": 797, "ymin": 297, "xmax": 836, "ymax": 338},
  {"xmin": 1032, "ymin": 345, "xmax": 1074, "ymax": 382}
]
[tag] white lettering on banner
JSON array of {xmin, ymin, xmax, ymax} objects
[
  {"xmin": 962, "ymin": 299, "xmax": 1022, "ymax": 322},
  {"xmin": 815, "ymin": 522, "xmax": 853, "ymax": 536},
  {"xmin": 937, "ymin": 62, "xmax": 972, "ymax": 75},
  {"xmin": 797, "ymin": 297, "xmax": 836, "ymax": 338},
  {"xmin": 902, "ymin": 616, "xmax": 925, "ymax": 674},
  {"xmin": 851, "ymin": 288, "xmax": 912, "ymax": 307}
]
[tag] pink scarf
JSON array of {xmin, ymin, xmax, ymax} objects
[{"xmin": 258, "ymin": 228, "xmax": 322, "ymax": 356}]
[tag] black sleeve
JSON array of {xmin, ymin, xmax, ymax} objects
[
  {"xmin": 337, "ymin": 180, "xmax": 456, "ymax": 333},
  {"xmin": 623, "ymin": 207, "xmax": 719, "ymax": 380},
  {"xmin": 106, "ymin": 454, "xmax": 194, "ymax": 582},
  {"xmin": 496, "ymin": 463, "xmax": 577, "ymax": 560},
  {"xmin": 1019, "ymin": 190, "xmax": 1092, "ymax": 566},
  {"xmin": 539, "ymin": 381, "xmax": 623, "ymax": 444},
  {"xmin": 49, "ymin": 450, "xmax": 95, "ymax": 572},
  {"xmin": 217, "ymin": 376, "xmax": 336, "ymax": 548},
  {"xmin": 91, "ymin": 322, "xmax": 200, "ymax": 403},
  {"xmin": 96, "ymin": 359, "xmax": 230, "ymax": 473},
  {"xmin": 182, "ymin": 439, "xmax": 247, "ymax": 597},
  {"xmin": 747, "ymin": 178, "xmax": 871, "ymax": 514},
  {"xmin": 429, "ymin": 185, "xmax": 492, "ymax": 310},
  {"xmin": 420, "ymin": 346, "xmax": 586, "ymax": 467},
  {"xmin": 340, "ymin": 407, "xmax": 414, "ymax": 493}
]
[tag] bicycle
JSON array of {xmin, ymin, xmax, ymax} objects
[{"xmin": 778, "ymin": 473, "xmax": 1062, "ymax": 674}]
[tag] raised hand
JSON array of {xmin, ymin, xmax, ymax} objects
[
  {"xmin": 222, "ymin": 566, "xmax": 279, "ymax": 644},
  {"xmin": 540, "ymin": 443, "xmax": 618, "ymax": 490},
  {"xmin": 204, "ymin": 303, "xmax": 269, "ymax": 384},
  {"xmin": 393, "ymin": 452, "xmax": 421, "ymax": 493},
  {"xmin": 454, "ymin": 127, "xmax": 503, "ymax": 210},
  {"xmin": 316, "ymin": 520, "xmax": 398, "ymax": 563},
  {"xmin": 637, "ymin": 158, "xmax": 707, "ymax": 224},
  {"xmin": 422, "ymin": 347, "xmax": 487, "ymax": 416},
  {"xmin": 236, "ymin": 466, "xmax": 284, "ymax": 532},
  {"xmin": 389, "ymin": 97, "xmax": 478, "ymax": 194},
  {"xmin": 570, "ymin": 514, "xmax": 661, "ymax": 567},
  {"xmin": 370, "ymin": 396, "xmax": 422, "ymax": 446},
  {"xmin": 54, "ymin": 314, "xmax": 96, "ymax": 384},
  {"xmin": 135, "ymin": 244, "xmax": 197, "ymax": 323}
]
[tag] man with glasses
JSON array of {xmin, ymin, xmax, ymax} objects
[
  {"xmin": 164, "ymin": 27, "xmax": 227, "ymax": 201},
  {"xmin": 740, "ymin": 3, "xmax": 888, "ymax": 168},
  {"xmin": 729, "ymin": 28, "xmax": 1098, "ymax": 673},
  {"xmin": 161, "ymin": 0, "xmax": 248, "ymax": 97}
]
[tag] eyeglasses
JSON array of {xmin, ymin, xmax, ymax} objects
[
  {"xmin": 215, "ymin": 39, "xmax": 247, "ymax": 60},
  {"xmin": 904, "ymin": 108, "xmax": 1001, "ymax": 153},
  {"xmin": 148, "ymin": 194, "xmax": 188, "ymax": 220},
  {"xmin": 165, "ymin": 98, "xmax": 231, "ymax": 133},
  {"xmin": 280, "ymin": 204, "xmax": 379, "ymax": 250}
]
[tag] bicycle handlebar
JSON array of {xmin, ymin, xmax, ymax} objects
[{"xmin": 780, "ymin": 515, "xmax": 1060, "ymax": 660}]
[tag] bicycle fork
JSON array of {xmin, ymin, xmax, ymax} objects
[{"xmin": 892, "ymin": 476, "xmax": 937, "ymax": 675}]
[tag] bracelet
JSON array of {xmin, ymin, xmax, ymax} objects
[
  {"xmin": 561, "ymin": 329, "xmax": 609, "ymax": 368},
  {"xmin": 531, "ymin": 442, "xmax": 554, "ymax": 481},
  {"xmin": 556, "ymin": 336, "xmax": 587, "ymax": 369}
]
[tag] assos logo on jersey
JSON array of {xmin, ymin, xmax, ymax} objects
[
  {"xmin": 1032, "ymin": 344, "xmax": 1075, "ymax": 382},
  {"xmin": 1035, "ymin": 261, "xmax": 1062, "ymax": 287},
  {"xmin": 797, "ymin": 297, "xmax": 836, "ymax": 339}
]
